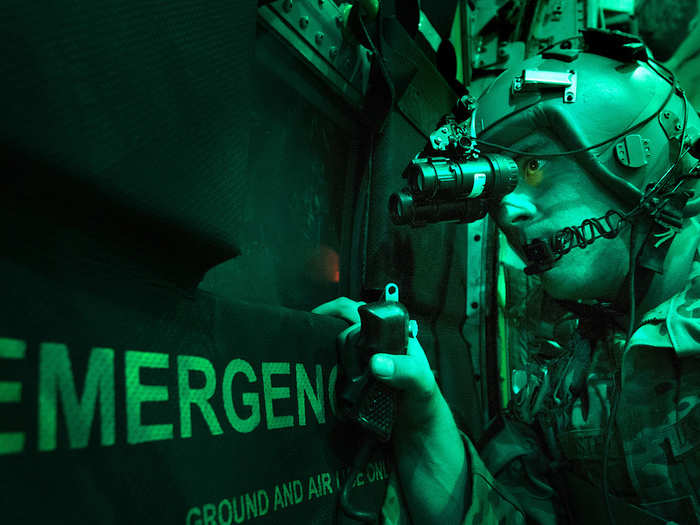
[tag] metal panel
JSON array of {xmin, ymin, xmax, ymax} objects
[
  {"xmin": 258, "ymin": 0, "xmax": 371, "ymax": 109},
  {"xmin": 528, "ymin": 0, "xmax": 585, "ymax": 54},
  {"xmin": 464, "ymin": 217, "xmax": 494, "ymax": 422}
]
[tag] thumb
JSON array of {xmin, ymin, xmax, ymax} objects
[{"xmin": 369, "ymin": 339, "xmax": 435, "ymax": 400}]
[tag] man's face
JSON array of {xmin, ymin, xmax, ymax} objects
[{"xmin": 490, "ymin": 131, "xmax": 631, "ymax": 301}]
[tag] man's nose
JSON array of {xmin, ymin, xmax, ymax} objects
[{"xmin": 497, "ymin": 193, "xmax": 537, "ymax": 228}]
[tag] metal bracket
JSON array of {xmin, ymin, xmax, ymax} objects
[
  {"xmin": 614, "ymin": 134, "xmax": 651, "ymax": 168},
  {"xmin": 384, "ymin": 282, "xmax": 399, "ymax": 302},
  {"xmin": 659, "ymin": 110, "xmax": 683, "ymax": 141},
  {"xmin": 430, "ymin": 124, "xmax": 452, "ymax": 151},
  {"xmin": 512, "ymin": 69, "xmax": 577, "ymax": 103},
  {"xmin": 464, "ymin": 217, "xmax": 491, "ymax": 420}
]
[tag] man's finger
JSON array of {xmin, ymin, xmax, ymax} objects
[
  {"xmin": 311, "ymin": 297, "xmax": 366, "ymax": 325},
  {"xmin": 405, "ymin": 336, "xmax": 429, "ymax": 362}
]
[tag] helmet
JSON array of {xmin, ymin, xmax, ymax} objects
[{"xmin": 473, "ymin": 34, "xmax": 700, "ymax": 215}]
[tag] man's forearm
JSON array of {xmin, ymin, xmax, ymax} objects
[{"xmin": 393, "ymin": 392, "xmax": 470, "ymax": 525}]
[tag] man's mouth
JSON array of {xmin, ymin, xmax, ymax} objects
[{"xmin": 521, "ymin": 223, "xmax": 554, "ymax": 244}]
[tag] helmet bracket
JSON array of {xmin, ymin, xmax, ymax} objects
[
  {"xmin": 637, "ymin": 190, "xmax": 692, "ymax": 274},
  {"xmin": 614, "ymin": 135, "xmax": 651, "ymax": 168},
  {"xmin": 659, "ymin": 110, "xmax": 683, "ymax": 141},
  {"xmin": 511, "ymin": 69, "xmax": 577, "ymax": 103},
  {"xmin": 581, "ymin": 28, "xmax": 650, "ymax": 63}
]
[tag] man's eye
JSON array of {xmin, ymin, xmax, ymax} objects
[{"xmin": 523, "ymin": 158, "xmax": 545, "ymax": 186}]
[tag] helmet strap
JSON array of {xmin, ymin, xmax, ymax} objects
[{"xmin": 635, "ymin": 189, "xmax": 691, "ymax": 274}]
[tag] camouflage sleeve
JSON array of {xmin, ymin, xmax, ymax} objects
[
  {"xmin": 380, "ymin": 430, "xmax": 542, "ymax": 525},
  {"xmin": 462, "ymin": 431, "xmax": 529, "ymax": 525},
  {"xmin": 474, "ymin": 416, "xmax": 564, "ymax": 525}
]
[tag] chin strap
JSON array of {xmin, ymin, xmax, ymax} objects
[
  {"xmin": 522, "ymin": 210, "xmax": 626, "ymax": 275},
  {"xmin": 523, "ymin": 188, "xmax": 693, "ymax": 276}
]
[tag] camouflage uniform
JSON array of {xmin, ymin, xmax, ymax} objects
[{"xmin": 381, "ymin": 243, "xmax": 700, "ymax": 524}]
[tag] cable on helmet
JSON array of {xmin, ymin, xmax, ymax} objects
[{"xmin": 473, "ymin": 66, "xmax": 676, "ymax": 159}]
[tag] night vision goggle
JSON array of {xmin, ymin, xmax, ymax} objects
[
  {"xmin": 388, "ymin": 91, "xmax": 699, "ymax": 276},
  {"xmin": 389, "ymin": 96, "xmax": 519, "ymax": 228}
]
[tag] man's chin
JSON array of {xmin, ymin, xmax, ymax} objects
[
  {"xmin": 540, "ymin": 266, "xmax": 589, "ymax": 301},
  {"xmin": 542, "ymin": 265, "xmax": 616, "ymax": 301}
]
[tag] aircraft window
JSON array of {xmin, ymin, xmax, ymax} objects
[{"xmin": 199, "ymin": 28, "xmax": 355, "ymax": 311}]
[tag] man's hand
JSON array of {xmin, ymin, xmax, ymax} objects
[
  {"xmin": 312, "ymin": 297, "xmax": 439, "ymax": 432},
  {"xmin": 370, "ymin": 336, "xmax": 440, "ymax": 433},
  {"xmin": 311, "ymin": 297, "xmax": 366, "ymax": 325},
  {"xmin": 313, "ymin": 296, "xmax": 468, "ymax": 524}
]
